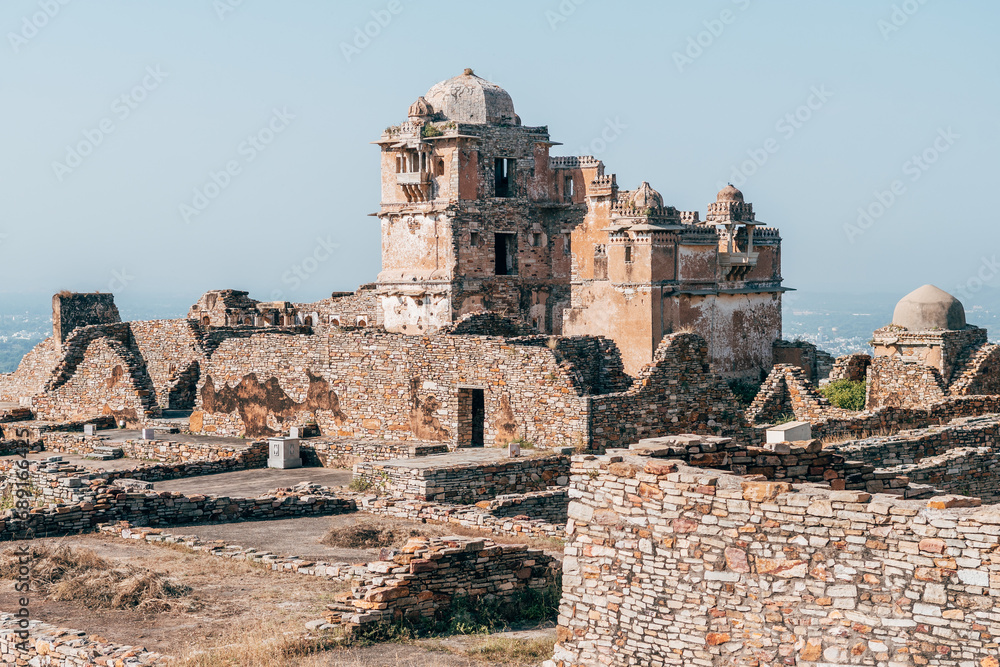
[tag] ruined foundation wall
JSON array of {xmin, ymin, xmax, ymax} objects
[
  {"xmin": 949, "ymin": 343, "xmax": 1000, "ymax": 396},
  {"xmin": 550, "ymin": 456, "xmax": 1000, "ymax": 667}
]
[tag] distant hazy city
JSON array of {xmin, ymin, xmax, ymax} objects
[{"xmin": 2, "ymin": 288, "xmax": 997, "ymax": 373}]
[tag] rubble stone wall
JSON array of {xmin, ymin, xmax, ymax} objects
[
  {"xmin": 586, "ymin": 334, "xmax": 754, "ymax": 451},
  {"xmin": 867, "ymin": 354, "xmax": 948, "ymax": 410},
  {"xmin": 550, "ymin": 455, "xmax": 1000, "ymax": 667},
  {"xmin": 191, "ymin": 330, "xmax": 591, "ymax": 447},
  {"xmin": 0, "ymin": 614, "xmax": 166, "ymax": 666},
  {"xmin": 0, "ymin": 487, "xmax": 355, "ymax": 540},
  {"xmin": 303, "ymin": 439, "xmax": 449, "ymax": 466},
  {"xmin": 354, "ymin": 454, "xmax": 569, "ymax": 504}
]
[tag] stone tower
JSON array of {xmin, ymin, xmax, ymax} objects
[{"xmin": 373, "ymin": 69, "xmax": 579, "ymax": 335}]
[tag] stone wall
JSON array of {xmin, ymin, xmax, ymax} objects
[
  {"xmin": 0, "ymin": 486, "xmax": 355, "ymax": 540},
  {"xmin": 0, "ymin": 614, "xmax": 166, "ymax": 665},
  {"xmin": 828, "ymin": 353, "xmax": 871, "ymax": 383},
  {"xmin": 30, "ymin": 334, "xmax": 155, "ymax": 426},
  {"xmin": 832, "ymin": 414, "xmax": 1000, "ymax": 467},
  {"xmin": 867, "ymin": 354, "xmax": 947, "ymax": 410},
  {"xmin": 303, "ymin": 439, "xmax": 449, "ymax": 466},
  {"xmin": 333, "ymin": 535, "xmax": 560, "ymax": 629},
  {"xmin": 483, "ymin": 488, "xmax": 569, "ymax": 523},
  {"xmin": 888, "ymin": 446, "xmax": 1000, "ymax": 503},
  {"xmin": 0, "ymin": 337, "xmax": 61, "ymax": 403},
  {"xmin": 586, "ymin": 334, "xmax": 755, "ymax": 451},
  {"xmin": 354, "ymin": 454, "xmax": 569, "ymax": 504},
  {"xmin": 949, "ymin": 343, "xmax": 1000, "ymax": 396},
  {"xmin": 548, "ymin": 455, "xmax": 1000, "ymax": 667},
  {"xmin": 191, "ymin": 329, "xmax": 592, "ymax": 448},
  {"xmin": 51, "ymin": 292, "xmax": 121, "ymax": 347}
]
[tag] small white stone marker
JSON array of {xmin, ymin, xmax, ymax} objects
[
  {"xmin": 289, "ymin": 426, "xmax": 302, "ymax": 438},
  {"xmin": 766, "ymin": 421, "xmax": 811, "ymax": 443},
  {"xmin": 83, "ymin": 424, "xmax": 97, "ymax": 436},
  {"xmin": 141, "ymin": 428, "xmax": 155, "ymax": 441},
  {"xmin": 508, "ymin": 442, "xmax": 521, "ymax": 458},
  {"xmin": 269, "ymin": 437, "xmax": 302, "ymax": 469}
]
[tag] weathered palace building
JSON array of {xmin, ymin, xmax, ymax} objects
[{"xmin": 374, "ymin": 69, "xmax": 786, "ymax": 377}]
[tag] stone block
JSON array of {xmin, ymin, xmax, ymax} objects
[
  {"xmin": 268, "ymin": 437, "xmax": 302, "ymax": 469},
  {"xmin": 766, "ymin": 421, "xmax": 811, "ymax": 443},
  {"xmin": 141, "ymin": 428, "xmax": 155, "ymax": 441}
]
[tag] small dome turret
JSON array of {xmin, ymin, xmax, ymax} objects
[{"xmin": 892, "ymin": 285, "xmax": 967, "ymax": 331}]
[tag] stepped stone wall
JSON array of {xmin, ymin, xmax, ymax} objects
[
  {"xmin": 828, "ymin": 353, "xmax": 871, "ymax": 383},
  {"xmin": 0, "ymin": 614, "xmax": 166, "ymax": 666},
  {"xmin": 549, "ymin": 455, "xmax": 1000, "ymax": 667},
  {"xmin": 867, "ymin": 354, "xmax": 948, "ymax": 410}
]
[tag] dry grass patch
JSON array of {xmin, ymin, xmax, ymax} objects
[
  {"xmin": 0, "ymin": 544, "xmax": 190, "ymax": 611},
  {"xmin": 169, "ymin": 617, "xmax": 342, "ymax": 667},
  {"xmin": 462, "ymin": 635, "xmax": 556, "ymax": 665},
  {"xmin": 321, "ymin": 517, "xmax": 429, "ymax": 549}
]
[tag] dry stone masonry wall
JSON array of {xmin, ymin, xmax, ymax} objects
[{"xmin": 549, "ymin": 455, "xmax": 1000, "ymax": 667}]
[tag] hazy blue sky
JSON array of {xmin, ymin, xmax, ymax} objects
[{"xmin": 2, "ymin": 0, "xmax": 998, "ymax": 312}]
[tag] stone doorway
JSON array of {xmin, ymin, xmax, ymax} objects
[{"xmin": 457, "ymin": 387, "xmax": 485, "ymax": 447}]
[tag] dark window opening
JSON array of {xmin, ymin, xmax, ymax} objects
[
  {"xmin": 458, "ymin": 387, "xmax": 486, "ymax": 448},
  {"xmin": 564, "ymin": 175, "xmax": 574, "ymax": 202},
  {"xmin": 624, "ymin": 245, "xmax": 634, "ymax": 263},
  {"xmin": 494, "ymin": 158, "xmax": 515, "ymax": 197},
  {"xmin": 594, "ymin": 244, "xmax": 608, "ymax": 280},
  {"xmin": 562, "ymin": 233, "xmax": 571, "ymax": 256},
  {"xmin": 435, "ymin": 158, "xmax": 445, "ymax": 176},
  {"xmin": 532, "ymin": 232, "xmax": 542, "ymax": 247},
  {"xmin": 494, "ymin": 233, "xmax": 516, "ymax": 276},
  {"xmin": 470, "ymin": 231, "xmax": 479, "ymax": 247}
]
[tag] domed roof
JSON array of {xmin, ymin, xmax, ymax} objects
[
  {"xmin": 717, "ymin": 184, "xmax": 744, "ymax": 203},
  {"xmin": 630, "ymin": 182, "xmax": 663, "ymax": 211},
  {"xmin": 892, "ymin": 285, "xmax": 967, "ymax": 331},
  {"xmin": 423, "ymin": 69, "xmax": 517, "ymax": 125}
]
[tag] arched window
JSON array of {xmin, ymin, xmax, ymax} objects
[
  {"xmin": 356, "ymin": 317, "xmax": 368, "ymax": 327},
  {"xmin": 304, "ymin": 316, "xmax": 313, "ymax": 326},
  {"xmin": 201, "ymin": 315, "xmax": 210, "ymax": 326}
]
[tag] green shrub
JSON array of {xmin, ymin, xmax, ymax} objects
[
  {"xmin": 819, "ymin": 379, "xmax": 866, "ymax": 411},
  {"xmin": 728, "ymin": 379, "xmax": 762, "ymax": 407}
]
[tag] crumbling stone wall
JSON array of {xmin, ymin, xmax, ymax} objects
[
  {"xmin": 191, "ymin": 330, "xmax": 592, "ymax": 447},
  {"xmin": 746, "ymin": 363, "xmax": 842, "ymax": 424},
  {"xmin": 832, "ymin": 414, "xmax": 1000, "ymax": 467},
  {"xmin": 827, "ymin": 353, "xmax": 871, "ymax": 383},
  {"xmin": 549, "ymin": 455, "xmax": 1000, "ymax": 667},
  {"xmin": 334, "ymin": 535, "xmax": 560, "ymax": 629},
  {"xmin": 303, "ymin": 439, "xmax": 449, "ymax": 466},
  {"xmin": 129, "ymin": 320, "xmax": 205, "ymax": 410},
  {"xmin": 1, "ymin": 615, "xmax": 166, "ymax": 665},
  {"xmin": 949, "ymin": 343, "xmax": 1000, "ymax": 396},
  {"xmin": 0, "ymin": 486, "xmax": 354, "ymax": 540},
  {"xmin": 586, "ymin": 334, "xmax": 755, "ymax": 451},
  {"xmin": 51, "ymin": 292, "xmax": 120, "ymax": 347},
  {"xmin": 0, "ymin": 337, "xmax": 62, "ymax": 403},
  {"xmin": 29, "ymin": 336, "xmax": 153, "ymax": 426},
  {"xmin": 867, "ymin": 354, "xmax": 947, "ymax": 409},
  {"xmin": 308, "ymin": 284, "xmax": 381, "ymax": 328},
  {"xmin": 772, "ymin": 339, "xmax": 835, "ymax": 383}
]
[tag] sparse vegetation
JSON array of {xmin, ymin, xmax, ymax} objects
[
  {"xmin": 420, "ymin": 123, "xmax": 443, "ymax": 138},
  {"xmin": 0, "ymin": 545, "xmax": 190, "ymax": 611},
  {"xmin": 819, "ymin": 379, "xmax": 867, "ymax": 411},
  {"xmin": 350, "ymin": 585, "xmax": 561, "ymax": 644},
  {"xmin": 773, "ymin": 413, "xmax": 796, "ymax": 425},
  {"xmin": 464, "ymin": 635, "xmax": 557, "ymax": 665},
  {"xmin": 321, "ymin": 519, "xmax": 427, "ymax": 550},
  {"xmin": 728, "ymin": 379, "xmax": 762, "ymax": 407},
  {"xmin": 348, "ymin": 471, "xmax": 390, "ymax": 494}
]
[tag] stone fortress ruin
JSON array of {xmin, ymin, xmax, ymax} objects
[{"xmin": 1, "ymin": 71, "xmax": 1000, "ymax": 666}]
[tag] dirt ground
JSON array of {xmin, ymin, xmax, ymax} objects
[{"xmin": 0, "ymin": 526, "xmax": 558, "ymax": 666}]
